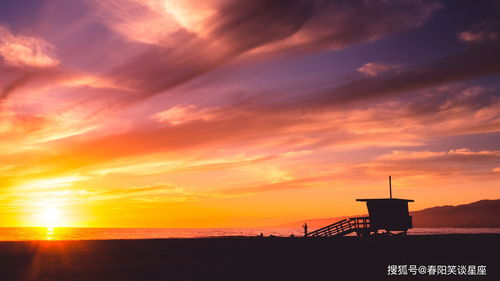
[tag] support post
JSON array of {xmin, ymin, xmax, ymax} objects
[{"xmin": 389, "ymin": 175, "xmax": 392, "ymax": 199}]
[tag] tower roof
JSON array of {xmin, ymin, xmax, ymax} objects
[{"xmin": 356, "ymin": 198, "xmax": 414, "ymax": 202}]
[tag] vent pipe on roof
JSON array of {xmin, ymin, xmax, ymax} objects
[{"xmin": 389, "ymin": 176, "xmax": 392, "ymax": 199}]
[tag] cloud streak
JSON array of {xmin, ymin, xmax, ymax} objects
[
  {"xmin": 0, "ymin": 26, "xmax": 59, "ymax": 68},
  {"xmin": 88, "ymin": 0, "xmax": 441, "ymax": 100}
]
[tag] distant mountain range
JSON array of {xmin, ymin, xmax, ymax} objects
[
  {"xmin": 411, "ymin": 199, "xmax": 500, "ymax": 228},
  {"xmin": 277, "ymin": 199, "xmax": 500, "ymax": 228}
]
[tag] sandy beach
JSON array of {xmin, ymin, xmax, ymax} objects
[{"xmin": 0, "ymin": 234, "xmax": 498, "ymax": 281}]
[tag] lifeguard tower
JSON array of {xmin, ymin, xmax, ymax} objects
[{"xmin": 306, "ymin": 176, "xmax": 413, "ymax": 237}]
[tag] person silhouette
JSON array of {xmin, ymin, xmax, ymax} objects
[{"xmin": 303, "ymin": 223, "xmax": 308, "ymax": 236}]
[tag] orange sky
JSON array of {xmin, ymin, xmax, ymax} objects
[{"xmin": 1, "ymin": 0, "xmax": 500, "ymax": 228}]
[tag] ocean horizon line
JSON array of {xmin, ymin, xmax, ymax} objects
[{"xmin": 1, "ymin": 227, "xmax": 500, "ymax": 242}]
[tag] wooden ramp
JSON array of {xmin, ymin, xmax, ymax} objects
[{"xmin": 306, "ymin": 217, "xmax": 370, "ymax": 237}]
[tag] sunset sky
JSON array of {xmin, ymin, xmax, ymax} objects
[{"xmin": 0, "ymin": 0, "xmax": 499, "ymax": 228}]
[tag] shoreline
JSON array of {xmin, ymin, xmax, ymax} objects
[
  {"xmin": 1, "ymin": 227, "xmax": 500, "ymax": 242},
  {"xmin": 0, "ymin": 232, "xmax": 499, "ymax": 242}
]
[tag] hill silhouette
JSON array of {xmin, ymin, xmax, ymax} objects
[
  {"xmin": 277, "ymin": 199, "xmax": 500, "ymax": 228},
  {"xmin": 412, "ymin": 199, "xmax": 500, "ymax": 228}
]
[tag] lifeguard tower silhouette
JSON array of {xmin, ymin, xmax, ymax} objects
[{"xmin": 306, "ymin": 176, "xmax": 413, "ymax": 237}]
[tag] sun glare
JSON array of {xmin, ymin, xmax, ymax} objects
[{"xmin": 38, "ymin": 207, "xmax": 63, "ymax": 228}]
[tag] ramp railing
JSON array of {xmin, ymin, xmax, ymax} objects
[{"xmin": 306, "ymin": 217, "xmax": 370, "ymax": 237}]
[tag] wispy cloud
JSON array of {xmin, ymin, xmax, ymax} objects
[
  {"xmin": 0, "ymin": 26, "xmax": 59, "ymax": 68},
  {"xmin": 357, "ymin": 62, "xmax": 398, "ymax": 77},
  {"xmin": 86, "ymin": 0, "xmax": 441, "ymax": 100},
  {"xmin": 457, "ymin": 21, "xmax": 500, "ymax": 43}
]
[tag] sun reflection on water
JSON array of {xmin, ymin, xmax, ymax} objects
[{"xmin": 45, "ymin": 226, "xmax": 55, "ymax": 240}]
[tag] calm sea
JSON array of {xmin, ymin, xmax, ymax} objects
[{"xmin": 0, "ymin": 227, "xmax": 499, "ymax": 241}]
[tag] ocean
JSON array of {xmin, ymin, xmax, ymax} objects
[{"xmin": 0, "ymin": 227, "xmax": 500, "ymax": 241}]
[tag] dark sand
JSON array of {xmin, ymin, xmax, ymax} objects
[{"xmin": 0, "ymin": 234, "xmax": 498, "ymax": 281}]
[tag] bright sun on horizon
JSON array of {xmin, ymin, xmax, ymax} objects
[{"xmin": 37, "ymin": 207, "xmax": 64, "ymax": 228}]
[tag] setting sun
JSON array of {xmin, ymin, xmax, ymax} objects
[{"xmin": 38, "ymin": 207, "xmax": 64, "ymax": 228}]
